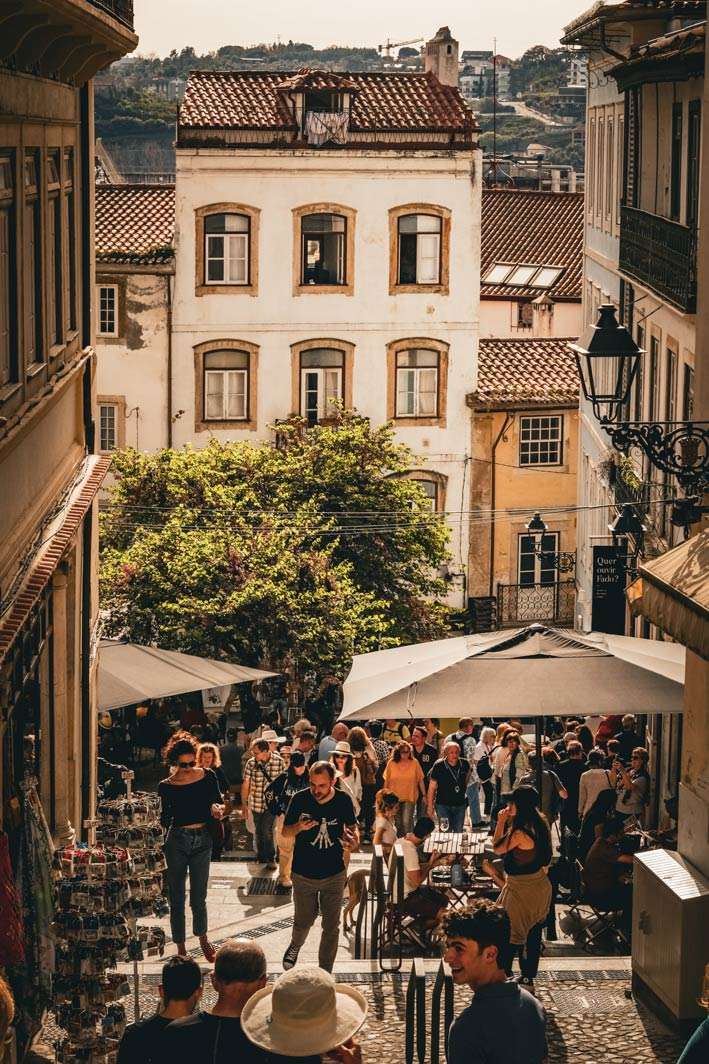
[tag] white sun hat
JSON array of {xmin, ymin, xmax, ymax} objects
[
  {"xmin": 261, "ymin": 728, "xmax": 286, "ymax": 744},
  {"xmin": 240, "ymin": 966, "xmax": 367, "ymax": 1057}
]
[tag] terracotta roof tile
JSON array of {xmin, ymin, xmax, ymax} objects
[
  {"xmin": 474, "ymin": 337, "xmax": 580, "ymax": 408},
  {"xmin": 178, "ymin": 69, "xmax": 475, "ymax": 138},
  {"xmin": 95, "ymin": 185, "xmax": 175, "ymax": 264},
  {"xmin": 481, "ymin": 190, "xmax": 584, "ymax": 301}
]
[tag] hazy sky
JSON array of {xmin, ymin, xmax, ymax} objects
[{"xmin": 133, "ymin": 0, "xmax": 582, "ymax": 60}]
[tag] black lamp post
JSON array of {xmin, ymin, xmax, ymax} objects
[
  {"xmin": 569, "ymin": 304, "xmax": 709, "ymax": 498},
  {"xmin": 525, "ymin": 512, "xmax": 576, "ymax": 574}
]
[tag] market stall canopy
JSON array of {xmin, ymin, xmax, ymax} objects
[
  {"xmin": 339, "ymin": 624, "xmax": 685, "ymax": 721},
  {"xmin": 627, "ymin": 530, "xmax": 709, "ymax": 662},
  {"xmin": 98, "ymin": 640, "xmax": 278, "ymax": 712}
]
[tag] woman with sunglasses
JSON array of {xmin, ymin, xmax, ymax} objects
[
  {"xmin": 328, "ymin": 741, "xmax": 362, "ymax": 818},
  {"xmin": 159, "ymin": 732, "xmax": 225, "ymax": 962}
]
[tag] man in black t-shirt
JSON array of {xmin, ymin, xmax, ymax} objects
[
  {"xmin": 118, "ymin": 956, "xmax": 202, "ymax": 1064},
  {"xmin": 281, "ymin": 761, "xmax": 358, "ymax": 973},
  {"xmin": 411, "ymin": 725, "xmax": 438, "ymax": 816},
  {"xmin": 427, "ymin": 742, "xmax": 470, "ymax": 832},
  {"xmin": 161, "ymin": 940, "xmax": 269, "ymax": 1063}
]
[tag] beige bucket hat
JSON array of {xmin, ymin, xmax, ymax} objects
[{"xmin": 241, "ymin": 966, "xmax": 367, "ymax": 1057}]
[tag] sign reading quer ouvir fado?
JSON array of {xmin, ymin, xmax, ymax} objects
[{"xmin": 591, "ymin": 544, "xmax": 627, "ymax": 634}]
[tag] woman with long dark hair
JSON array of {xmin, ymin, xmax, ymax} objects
[
  {"xmin": 492, "ymin": 784, "xmax": 552, "ymax": 988},
  {"xmin": 159, "ymin": 732, "xmax": 225, "ymax": 962}
]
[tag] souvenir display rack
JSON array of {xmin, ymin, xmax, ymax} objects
[{"xmin": 52, "ymin": 772, "xmax": 167, "ymax": 1062}]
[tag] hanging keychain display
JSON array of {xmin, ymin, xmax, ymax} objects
[{"xmin": 53, "ymin": 773, "xmax": 166, "ymax": 1063}]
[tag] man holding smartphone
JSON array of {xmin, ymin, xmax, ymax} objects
[{"xmin": 280, "ymin": 761, "xmax": 358, "ymax": 972}]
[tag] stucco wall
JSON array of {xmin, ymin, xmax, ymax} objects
[
  {"xmin": 95, "ymin": 269, "xmax": 171, "ymax": 453},
  {"xmin": 479, "ymin": 298, "xmax": 581, "ymax": 339},
  {"xmin": 171, "ymin": 148, "xmax": 481, "ymax": 603}
]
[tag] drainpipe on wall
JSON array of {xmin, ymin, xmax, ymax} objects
[
  {"xmin": 167, "ymin": 271, "xmax": 173, "ymax": 447},
  {"xmin": 488, "ymin": 411, "xmax": 514, "ymax": 599}
]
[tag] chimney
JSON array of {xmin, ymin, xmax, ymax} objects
[{"xmin": 425, "ymin": 26, "xmax": 459, "ymax": 87}]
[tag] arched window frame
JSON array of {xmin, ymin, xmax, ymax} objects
[
  {"xmin": 386, "ymin": 336, "xmax": 449, "ymax": 427},
  {"xmin": 193, "ymin": 339, "xmax": 259, "ymax": 432},
  {"xmin": 405, "ymin": 469, "xmax": 448, "ymax": 513},
  {"xmin": 194, "ymin": 203, "xmax": 260, "ymax": 297},
  {"xmin": 290, "ymin": 338, "xmax": 354, "ymax": 421},
  {"xmin": 388, "ymin": 203, "xmax": 451, "ymax": 295},
  {"xmin": 292, "ymin": 203, "xmax": 356, "ymax": 296}
]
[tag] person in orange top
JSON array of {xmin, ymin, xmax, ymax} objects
[{"xmin": 383, "ymin": 741, "xmax": 426, "ymax": 836}]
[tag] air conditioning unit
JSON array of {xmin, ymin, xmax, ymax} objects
[{"xmin": 632, "ymin": 848, "xmax": 709, "ymax": 1020}]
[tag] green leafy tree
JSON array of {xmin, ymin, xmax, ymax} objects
[{"xmin": 101, "ymin": 414, "xmax": 450, "ymax": 681}]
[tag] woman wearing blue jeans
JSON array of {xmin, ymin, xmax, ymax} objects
[{"xmin": 159, "ymin": 732, "xmax": 225, "ymax": 963}]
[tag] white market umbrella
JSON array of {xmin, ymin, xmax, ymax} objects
[
  {"xmin": 339, "ymin": 624, "xmax": 685, "ymax": 722},
  {"xmin": 98, "ymin": 639, "xmax": 278, "ymax": 712}
]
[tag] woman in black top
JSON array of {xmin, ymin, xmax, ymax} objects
[
  {"xmin": 492, "ymin": 785, "xmax": 552, "ymax": 987},
  {"xmin": 159, "ymin": 732, "xmax": 225, "ymax": 962}
]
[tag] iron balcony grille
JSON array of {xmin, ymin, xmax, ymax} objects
[
  {"xmin": 89, "ymin": 0, "xmax": 134, "ymax": 29},
  {"xmin": 619, "ymin": 205, "xmax": 697, "ymax": 313},
  {"xmin": 496, "ymin": 580, "xmax": 576, "ymax": 628}
]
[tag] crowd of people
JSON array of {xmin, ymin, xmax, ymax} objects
[
  {"xmin": 101, "ymin": 707, "xmax": 692, "ymax": 1063},
  {"xmin": 155, "ymin": 712, "xmax": 653, "ymax": 980}
]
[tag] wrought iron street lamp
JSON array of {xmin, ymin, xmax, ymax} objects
[
  {"xmin": 608, "ymin": 503, "xmax": 647, "ymax": 574},
  {"xmin": 569, "ymin": 304, "xmax": 709, "ymax": 497},
  {"xmin": 525, "ymin": 513, "xmax": 576, "ymax": 574}
]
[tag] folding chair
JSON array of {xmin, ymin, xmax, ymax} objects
[{"xmin": 566, "ymin": 859, "xmax": 628, "ymax": 951}]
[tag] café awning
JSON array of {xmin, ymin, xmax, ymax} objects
[
  {"xmin": 339, "ymin": 624, "xmax": 685, "ymax": 721},
  {"xmin": 627, "ymin": 530, "xmax": 709, "ymax": 661},
  {"xmin": 98, "ymin": 640, "xmax": 278, "ymax": 712}
]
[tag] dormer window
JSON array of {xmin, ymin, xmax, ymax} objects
[{"xmin": 304, "ymin": 90, "xmax": 344, "ymax": 114}]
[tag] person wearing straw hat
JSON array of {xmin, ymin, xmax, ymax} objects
[{"xmin": 241, "ymin": 966, "xmax": 366, "ymax": 1063}]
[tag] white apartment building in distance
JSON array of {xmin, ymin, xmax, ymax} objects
[
  {"xmin": 562, "ymin": 2, "xmax": 701, "ymax": 632},
  {"xmin": 168, "ymin": 29, "xmax": 480, "ymax": 601}
]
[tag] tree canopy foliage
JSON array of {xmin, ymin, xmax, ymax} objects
[{"xmin": 100, "ymin": 415, "xmax": 451, "ymax": 682}]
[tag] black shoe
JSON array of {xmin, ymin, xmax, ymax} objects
[
  {"xmin": 518, "ymin": 976, "xmax": 535, "ymax": 991},
  {"xmin": 282, "ymin": 943, "xmax": 300, "ymax": 970}
]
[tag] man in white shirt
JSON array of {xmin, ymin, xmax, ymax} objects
[
  {"xmin": 443, "ymin": 718, "xmax": 477, "ymax": 760},
  {"xmin": 390, "ymin": 816, "xmax": 449, "ymax": 899}
]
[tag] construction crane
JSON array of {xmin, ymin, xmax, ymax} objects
[{"xmin": 378, "ymin": 37, "xmax": 423, "ymax": 58}]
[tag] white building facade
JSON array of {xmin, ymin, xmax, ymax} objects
[{"xmin": 170, "ymin": 60, "xmax": 481, "ymax": 603}]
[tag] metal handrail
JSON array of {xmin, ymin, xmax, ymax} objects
[
  {"xmin": 404, "ymin": 957, "xmax": 428, "ymax": 1064},
  {"xmin": 430, "ymin": 959, "xmax": 455, "ymax": 1063},
  {"xmin": 353, "ymin": 872, "xmax": 369, "ymax": 959},
  {"xmin": 619, "ymin": 204, "xmax": 697, "ymax": 312},
  {"xmin": 378, "ymin": 844, "xmax": 405, "ymax": 971},
  {"xmin": 88, "ymin": 0, "xmax": 135, "ymax": 29}
]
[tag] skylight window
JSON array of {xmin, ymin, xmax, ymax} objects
[
  {"xmin": 506, "ymin": 265, "xmax": 538, "ymax": 286},
  {"xmin": 483, "ymin": 264, "xmax": 514, "ymax": 284},
  {"xmin": 531, "ymin": 266, "xmax": 562, "ymax": 288}
]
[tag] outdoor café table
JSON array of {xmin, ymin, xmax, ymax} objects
[
  {"xmin": 424, "ymin": 831, "xmax": 496, "ymax": 911},
  {"xmin": 423, "ymin": 830, "xmax": 488, "ymax": 859}
]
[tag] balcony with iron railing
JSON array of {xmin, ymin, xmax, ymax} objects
[
  {"xmin": 88, "ymin": 0, "xmax": 135, "ymax": 29},
  {"xmin": 619, "ymin": 205, "xmax": 697, "ymax": 313},
  {"xmin": 497, "ymin": 580, "xmax": 576, "ymax": 628}
]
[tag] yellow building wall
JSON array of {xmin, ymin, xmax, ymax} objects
[{"xmin": 469, "ymin": 407, "xmax": 579, "ymax": 597}]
